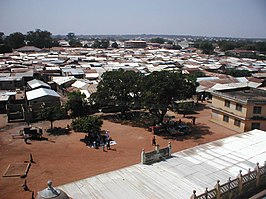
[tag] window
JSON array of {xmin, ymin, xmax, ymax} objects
[
  {"xmin": 223, "ymin": 115, "xmax": 229, "ymax": 122},
  {"xmin": 253, "ymin": 106, "xmax": 262, "ymax": 114},
  {"xmin": 224, "ymin": 100, "xmax": 230, "ymax": 107},
  {"xmin": 251, "ymin": 123, "xmax": 260, "ymax": 130},
  {"xmin": 235, "ymin": 103, "xmax": 242, "ymax": 111},
  {"xmin": 234, "ymin": 119, "xmax": 241, "ymax": 127}
]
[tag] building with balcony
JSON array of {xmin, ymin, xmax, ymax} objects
[
  {"xmin": 124, "ymin": 40, "xmax": 146, "ymax": 48},
  {"xmin": 210, "ymin": 88, "xmax": 266, "ymax": 132}
]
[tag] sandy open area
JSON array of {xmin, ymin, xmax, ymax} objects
[{"xmin": 0, "ymin": 102, "xmax": 239, "ymax": 199}]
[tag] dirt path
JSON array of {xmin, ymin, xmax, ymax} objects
[{"xmin": 0, "ymin": 102, "xmax": 238, "ymax": 199}]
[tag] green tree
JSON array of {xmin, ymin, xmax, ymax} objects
[
  {"xmin": 67, "ymin": 32, "xmax": 76, "ymax": 41},
  {"xmin": 69, "ymin": 39, "xmax": 82, "ymax": 47},
  {"xmin": 150, "ymin": 37, "xmax": 165, "ymax": 44},
  {"xmin": 26, "ymin": 29, "xmax": 57, "ymax": 48},
  {"xmin": 225, "ymin": 69, "xmax": 251, "ymax": 77},
  {"xmin": 190, "ymin": 71, "xmax": 206, "ymax": 78},
  {"xmin": 195, "ymin": 40, "xmax": 214, "ymax": 54},
  {"xmin": 0, "ymin": 32, "xmax": 4, "ymax": 44},
  {"xmin": 71, "ymin": 116, "xmax": 103, "ymax": 135},
  {"xmin": 218, "ymin": 40, "xmax": 238, "ymax": 51},
  {"xmin": 141, "ymin": 71, "xmax": 197, "ymax": 124},
  {"xmin": 0, "ymin": 33, "xmax": 13, "ymax": 53},
  {"xmin": 38, "ymin": 105, "xmax": 66, "ymax": 129},
  {"xmin": 172, "ymin": 44, "xmax": 182, "ymax": 50},
  {"xmin": 65, "ymin": 91, "xmax": 89, "ymax": 118},
  {"xmin": 6, "ymin": 32, "xmax": 25, "ymax": 49},
  {"xmin": 200, "ymin": 41, "xmax": 214, "ymax": 54},
  {"xmin": 111, "ymin": 42, "xmax": 118, "ymax": 48},
  {"xmin": 67, "ymin": 32, "xmax": 82, "ymax": 47},
  {"xmin": 92, "ymin": 40, "xmax": 101, "ymax": 48},
  {"xmin": 92, "ymin": 39, "xmax": 110, "ymax": 49},
  {"xmin": 91, "ymin": 69, "xmax": 143, "ymax": 116},
  {"xmin": 101, "ymin": 39, "xmax": 109, "ymax": 48}
]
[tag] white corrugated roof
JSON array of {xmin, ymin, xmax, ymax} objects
[
  {"xmin": 52, "ymin": 76, "xmax": 76, "ymax": 85},
  {"xmin": 71, "ymin": 80, "xmax": 87, "ymax": 89},
  {"xmin": 26, "ymin": 88, "xmax": 60, "ymax": 101},
  {"xmin": 58, "ymin": 129, "xmax": 266, "ymax": 199},
  {"xmin": 27, "ymin": 79, "xmax": 51, "ymax": 89},
  {"xmin": 210, "ymin": 82, "xmax": 262, "ymax": 91},
  {"xmin": 85, "ymin": 73, "xmax": 99, "ymax": 79}
]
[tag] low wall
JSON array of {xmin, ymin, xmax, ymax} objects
[
  {"xmin": 141, "ymin": 143, "xmax": 171, "ymax": 165},
  {"xmin": 191, "ymin": 162, "xmax": 266, "ymax": 199}
]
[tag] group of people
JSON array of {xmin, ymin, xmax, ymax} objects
[{"xmin": 84, "ymin": 130, "xmax": 111, "ymax": 151}]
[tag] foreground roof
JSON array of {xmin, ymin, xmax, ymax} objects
[{"xmin": 58, "ymin": 129, "xmax": 266, "ymax": 199}]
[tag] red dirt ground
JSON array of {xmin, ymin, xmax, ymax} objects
[{"xmin": 0, "ymin": 102, "xmax": 238, "ymax": 199}]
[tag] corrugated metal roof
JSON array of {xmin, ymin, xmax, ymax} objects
[
  {"xmin": 26, "ymin": 88, "xmax": 60, "ymax": 101},
  {"xmin": 71, "ymin": 80, "xmax": 87, "ymax": 89},
  {"xmin": 0, "ymin": 91, "xmax": 16, "ymax": 101},
  {"xmin": 27, "ymin": 79, "xmax": 51, "ymax": 89},
  {"xmin": 58, "ymin": 129, "xmax": 266, "ymax": 199},
  {"xmin": 52, "ymin": 76, "xmax": 76, "ymax": 85}
]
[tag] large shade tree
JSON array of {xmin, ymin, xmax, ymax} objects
[
  {"xmin": 141, "ymin": 71, "xmax": 197, "ymax": 124},
  {"xmin": 65, "ymin": 91, "xmax": 90, "ymax": 118},
  {"xmin": 38, "ymin": 105, "xmax": 66, "ymax": 129},
  {"xmin": 71, "ymin": 116, "xmax": 103, "ymax": 135},
  {"xmin": 91, "ymin": 69, "xmax": 143, "ymax": 116},
  {"xmin": 6, "ymin": 32, "xmax": 25, "ymax": 49},
  {"xmin": 26, "ymin": 29, "xmax": 58, "ymax": 48}
]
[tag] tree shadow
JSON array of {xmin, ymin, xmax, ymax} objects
[
  {"xmin": 100, "ymin": 111, "xmax": 157, "ymax": 128},
  {"xmin": 194, "ymin": 103, "xmax": 210, "ymax": 112},
  {"xmin": 30, "ymin": 137, "xmax": 49, "ymax": 141},
  {"xmin": 46, "ymin": 127, "xmax": 71, "ymax": 136},
  {"xmin": 159, "ymin": 123, "xmax": 213, "ymax": 141}
]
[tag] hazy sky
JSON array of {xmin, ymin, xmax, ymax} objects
[{"xmin": 0, "ymin": 0, "xmax": 266, "ymax": 38}]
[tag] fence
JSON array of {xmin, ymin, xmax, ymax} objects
[
  {"xmin": 191, "ymin": 162, "xmax": 266, "ymax": 199},
  {"xmin": 141, "ymin": 142, "xmax": 172, "ymax": 165}
]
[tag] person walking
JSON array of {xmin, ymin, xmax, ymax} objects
[
  {"xmin": 152, "ymin": 135, "xmax": 157, "ymax": 146},
  {"xmin": 192, "ymin": 117, "xmax": 196, "ymax": 125}
]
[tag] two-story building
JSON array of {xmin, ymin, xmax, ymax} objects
[{"xmin": 210, "ymin": 88, "xmax": 266, "ymax": 132}]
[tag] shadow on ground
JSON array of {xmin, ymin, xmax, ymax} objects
[
  {"xmin": 46, "ymin": 127, "xmax": 71, "ymax": 136},
  {"xmin": 159, "ymin": 123, "xmax": 212, "ymax": 141},
  {"xmin": 100, "ymin": 111, "xmax": 157, "ymax": 128}
]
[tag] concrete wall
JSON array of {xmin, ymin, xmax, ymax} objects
[
  {"xmin": 211, "ymin": 96, "xmax": 247, "ymax": 118},
  {"xmin": 211, "ymin": 96, "xmax": 266, "ymax": 132}
]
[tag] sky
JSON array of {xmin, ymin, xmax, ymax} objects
[{"xmin": 0, "ymin": 0, "xmax": 266, "ymax": 38}]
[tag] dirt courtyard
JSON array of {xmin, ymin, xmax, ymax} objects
[{"xmin": 0, "ymin": 102, "xmax": 239, "ymax": 199}]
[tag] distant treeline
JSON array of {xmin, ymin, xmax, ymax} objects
[
  {"xmin": 218, "ymin": 40, "xmax": 266, "ymax": 52},
  {"xmin": 0, "ymin": 29, "xmax": 59, "ymax": 53}
]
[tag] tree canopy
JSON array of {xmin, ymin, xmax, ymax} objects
[
  {"xmin": 71, "ymin": 116, "xmax": 103, "ymax": 135},
  {"xmin": 224, "ymin": 69, "xmax": 251, "ymax": 77},
  {"xmin": 195, "ymin": 40, "xmax": 214, "ymax": 54},
  {"xmin": 6, "ymin": 32, "xmax": 25, "ymax": 49},
  {"xmin": 65, "ymin": 91, "xmax": 90, "ymax": 118},
  {"xmin": 67, "ymin": 32, "xmax": 82, "ymax": 47},
  {"xmin": 141, "ymin": 71, "xmax": 197, "ymax": 124},
  {"xmin": 150, "ymin": 37, "xmax": 165, "ymax": 44},
  {"xmin": 38, "ymin": 105, "xmax": 66, "ymax": 129},
  {"xmin": 111, "ymin": 42, "xmax": 118, "ymax": 48},
  {"xmin": 92, "ymin": 69, "xmax": 197, "ymax": 124},
  {"xmin": 91, "ymin": 69, "xmax": 143, "ymax": 115},
  {"xmin": 92, "ymin": 39, "xmax": 110, "ymax": 48},
  {"xmin": 218, "ymin": 40, "xmax": 266, "ymax": 52},
  {"xmin": 26, "ymin": 29, "xmax": 58, "ymax": 48}
]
